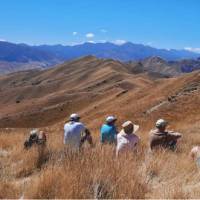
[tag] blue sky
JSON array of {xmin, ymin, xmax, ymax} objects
[{"xmin": 0, "ymin": 0, "xmax": 200, "ymax": 51}]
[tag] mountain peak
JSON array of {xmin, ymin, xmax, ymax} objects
[{"xmin": 147, "ymin": 56, "xmax": 166, "ymax": 63}]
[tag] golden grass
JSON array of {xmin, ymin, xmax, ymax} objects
[{"xmin": 0, "ymin": 120, "xmax": 200, "ymax": 199}]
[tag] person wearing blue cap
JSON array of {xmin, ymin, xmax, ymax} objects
[{"xmin": 100, "ymin": 116, "xmax": 118, "ymax": 144}]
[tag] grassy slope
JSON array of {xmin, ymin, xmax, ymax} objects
[{"xmin": 0, "ymin": 60, "xmax": 200, "ymax": 198}]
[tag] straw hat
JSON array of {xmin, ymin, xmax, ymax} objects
[{"xmin": 122, "ymin": 121, "xmax": 139, "ymax": 133}]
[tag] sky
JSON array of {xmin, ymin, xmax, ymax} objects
[{"xmin": 0, "ymin": 0, "xmax": 200, "ymax": 51}]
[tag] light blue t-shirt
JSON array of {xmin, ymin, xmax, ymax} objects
[
  {"xmin": 100, "ymin": 124, "xmax": 117, "ymax": 144},
  {"xmin": 64, "ymin": 121, "xmax": 85, "ymax": 149}
]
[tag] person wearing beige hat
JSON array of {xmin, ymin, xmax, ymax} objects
[
  {"xmin": 149, "ymin": 119, "xmax": 182, "ymax": 151},
  {"xmin": 116, "ymin": 121, "xmax": 140, "ymax": 156}
]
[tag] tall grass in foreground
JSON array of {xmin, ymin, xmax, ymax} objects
[
  {"xmin": 24, "ymin": 145, "xmax": 148, "ymax": 199},
  {"xmin": 22, "ymin": 145, "xmax": 200, "ymax": 199},
  {"xmin": 1, "ymin": 123, "xmax": 200, "ymax": 199}
]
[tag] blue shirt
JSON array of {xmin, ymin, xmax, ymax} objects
[{"xmin": 100, "ymin": 124, "xmax": 117, "ymax": 144}]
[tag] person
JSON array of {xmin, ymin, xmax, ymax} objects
[
  {"xmin": 149, "ymin": 119, "xmax": 182, "ymax": 151},
  {"xmin": 64, "ymin": 113, "xmax": 93, "ymax": 151},
  {"xmin": 100, "ymin": 116, "xmax": 118, "ymax": 144},
  {"xmin": 24, "ymin": 129, "xmax": 39, "ymax": 149},
  {"xmin": 190, "ymin": 146, "xmax": 200, "ymax": 166},
  {"xmin": 116, "ymin": 121, "xmax": 140, "ymax": 156},
  {"xmin": 37, "ymin": 131, "xmax": 47, "ymax": 146}
]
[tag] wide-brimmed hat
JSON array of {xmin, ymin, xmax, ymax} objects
[
  {"xmin": 70, "ymin": 113, "xmax": 80, "ymax": 121},
  {"xmin": 156, "ymin": 119, "xmax": 168, "ymax": 128},
  {"xmin": 122, "ymin": 121, "xmax": 139, "ymax": 133},
  {"xmin": 106, "ymin": 116, "xmax": 117, "ymax": 123}
]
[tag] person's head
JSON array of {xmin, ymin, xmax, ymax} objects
[
  {"xmin": 156, "ymin": 119, "xmax": 168, "ymax": 132},
  {"xmin": 106, "ymin": 116, "xmax": 117, "ymax": 126},
  {"xmin": 69, "ymin": 113, "xmax": 80, "ymax": 122},
  {"xmin": 122, "ymin": 121, "xmax": 139, "ymax": 135},
  {"xmin": 30, "ymin": 129, "xmax": 39, "ymax": 140}
]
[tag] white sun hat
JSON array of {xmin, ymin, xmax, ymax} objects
[
  {"xmin": 122, "ymin": 121, "xmax": 139, "ymax": 133},
  {"xmin": 70, "ymin": 113, "xmax": 80, "ymax": 121},
  {"xmin": 30, "ymin": 129, "xmax": 39, "ymax": 135},
  {"xmin": 106, "ymin": 116, "xmax": 117, "ymax": 123}
]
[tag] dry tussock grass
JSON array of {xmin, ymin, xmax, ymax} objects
[
  {"xmin": 24, "ymin": 145, "xmax": 148, "ymax": 199},
  {"xmin": 0, "ymin": 120, "xmax": 200, "ymax": 199},
  {"xmin": 0, "ymin": 181, "xmax": 20, "ymax": 199}
]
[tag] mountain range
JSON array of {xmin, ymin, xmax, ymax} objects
[
  {"xmin": 0, "ymin": 41, "xmax": 200, "ymax": 74},
  {"xmin": 0, "ymin": 42, "xmax": 200, "ymax": 76}
]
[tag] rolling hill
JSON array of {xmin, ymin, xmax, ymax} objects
[
  {"xmin": 0, "ymin": 56, "xmax": 199, "ymax": 128},
  {"xmin": 0, "ymin": 55, "xmax": 200, "ymax": 199}
]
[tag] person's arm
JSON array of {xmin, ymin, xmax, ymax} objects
[
  {"xmin": 80, "ymin": 128, "xmax": 93, "ymax": 147},
  {"xmin": 167, "ymin": 131, "xmax": 182, "ymax": 140},
  {"xmin": 64, "ymin": 125, "xmax": 68, "ymax": 144},
  {"xmin": 100, "ymin": 127, "xmax": 105, "ymax": 144},
  {"xmin": 149, "ymin": 137, "xmax": 154, "ymax": 150}
]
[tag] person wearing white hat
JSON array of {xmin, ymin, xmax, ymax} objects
[
  {"xmin": 116, "ymin": 121, "xmax": 140, "ymax": 156},
  {"xmin": 100, "ymin": 116, "xmax": 118, "ymax": 144},
  {"xmin": 149, "ymin": 119, "xmax": 182, "ymax": 151},
  {"xmin": 64, "ymin": 113, "xmax": 93, "ymax": 150}
]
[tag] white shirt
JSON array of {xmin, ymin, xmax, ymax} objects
[
  {"xmin": 116, "ymin": 130, "xmax": 139, "ymax": 156},
  {"xmin": 64, "ymin": 121, "xmax": 86, "ymax": 149}
]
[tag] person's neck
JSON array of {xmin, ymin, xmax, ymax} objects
[
  {"xmin": 124, "ymin": 131, "xmax": 132, "ymax": 135},
  {"xmin": 157, "ymin": 128, "xmax": 166, "ymax": 133}
]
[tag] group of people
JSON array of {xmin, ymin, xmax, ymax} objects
[
  {"xmin": 63, "ymin": 113, "xmax": 183, "ymax": 156},
  {"xmin": 24, "ymin": 113, "xmax": 200, "ymax": 166}
]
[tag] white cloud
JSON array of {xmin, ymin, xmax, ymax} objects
[
  {"xmin": 184, "ymin": 47, "xmax": 200, "ymax": 53},
  {"xmin": 72, "ymin": 32, "xmax": 78, "ymax": 36},
  {"xmin": 100, "ymin": 29, "xmax": 107, "ymax": 33},
  {"xmin": 86, "ymin": 33, "xmax": 95, "ymax": 38},
  {"xmin": 0, "ymin": 38, "xmax": 6, "ymax": 42},
  {"xmin": 112, "ymin": 39, "xmax": 126, "ymax": 45}
]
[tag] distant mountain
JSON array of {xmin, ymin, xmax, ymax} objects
[
  {"xmin": 0, "ymin": 41, "xmax": 200, "ymax": 74},
  {"xmin": 129, "ymin": 56, "xmax": 200, "ymax": 77},
  {"xmin": 0, "ymin": 41, "xmax": 57, "ymax": 62},
  {"xmin": 34, "ymin": 42, "xmax": 200, "ymax": 61},
  {"xmin": 0, "ymin": 41, "xmax": 59, "ymax": 74}
]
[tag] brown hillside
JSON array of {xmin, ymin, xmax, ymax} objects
[
  {"xmin": 0, "ymin": 56, "xmax": 200, "ymax": 199},
  {"xmin": 0, "ymin": 56, "xmax": 199, "ymax": 128}
]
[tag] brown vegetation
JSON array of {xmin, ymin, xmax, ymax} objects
[
  {"xmin": 0, "ymin": 57, "xmax": 200, "ymax": 198},
  {"xmin": 1, "ymin": 122, "xmax": 200, "ymax": 199}
]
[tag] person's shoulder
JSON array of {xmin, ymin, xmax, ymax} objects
[
  {"xmin": 133, "ymin": 134, "xmax": 140, "ymax": 140},
  {"xmin": 117, "ymin": 130, "xmax": 124, "ymax": 138},
  {"xmin": 101, "ymin": 124, "xmax": 110, "ymax": 130},
  {"xmin": 101, "ymin": 124, "xmax": 107, "ymax": 128},
  {"xmin": 149, "ymin": 129, "xmax": 157, "ymax": 135},
  {"xmin": 76, "ymin": 122, "xmax": 86, "ymax": 128},
  {"xmin": 64, "ymin": 122, "xmax": 70, "ymax": 128}
]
